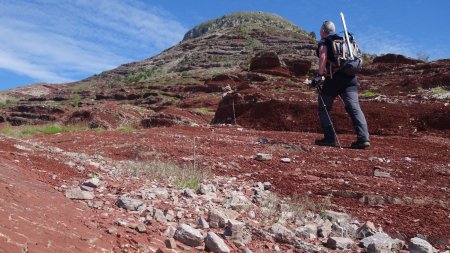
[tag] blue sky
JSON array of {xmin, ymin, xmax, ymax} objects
[{"xmin": 1, "ymin": 0, "xmax": 448, "ymax": 91}]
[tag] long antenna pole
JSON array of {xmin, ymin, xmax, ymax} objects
[{"xmin": 340, "ymin": 12, "xmax": 354, "ymax": 59}]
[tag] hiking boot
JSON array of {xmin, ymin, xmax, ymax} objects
[
  {"xmin": 315, "ymin": 138, "xmax": 336, "ymax": 147},
  {"xmin": 350, "ymin": 139, "xmax": 370, "ymax": 149}
]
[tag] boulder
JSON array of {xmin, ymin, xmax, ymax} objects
[
  {"xmin": 174, "ymin": 224, "xmax": 204, "ymax": 247},
  {"xmin": 65, "ymin": 187, "xmax": 95, "ymax": 200},
  {"xmin": 117, "ymin": 195, "xmax": 143, "ymax": 211},
  {"xmin": 408, "ymin": 237, "xmax": 435, "ymax": 253},
  {"xmin": 208, "ymin": 208, "xmax": 229, "ymax": 228},
  {"xmin": 360, "ymin": 232, "xmax": 404, "ymax": 252},
  {"xmin": 356, "ymin": 221, "xmax": 377, "ymax": 239},
  {"xmin": 205, "ymin": 232, "xmax": 230, "ymax": 253},
  {"xmin": 326, "ymin": 237, "xmax": 356, "ymax": 250},
  {"xmin": 270, "ymin": 223, "xmax": 295, "ymax": 244}
]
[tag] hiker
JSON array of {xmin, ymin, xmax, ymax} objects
[{"xmin": 314, "ymin": 20, "xmax": 370, "ymax": 149}]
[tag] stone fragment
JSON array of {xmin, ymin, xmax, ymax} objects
[
  {"xmin": 254, "ymin": 153, "xmax": 272, "ymax": 161},
  {"xmin": 326, "ymin": 237, "xmax": 355, "ymax": 250},
  {"xmin": 224, "ymin": 219, "xmax": 244, "ymax": 241},
  {"xmin": 323, "ymin": 210, "xmax": 351, "ymax": 223},
  {"xmin": 208, "ymin": 208, "xmax": 229, "ymax": 228},
  {"xmin": 165, "ymin": 238, "xmax": 177, "ymax": 249},
  {"xmin": 198, "ymin": 217, "xmax": 210, "ymax": 229},
  {"xmin": 141, "ymin": 188, "xmax": 169, "ymax": 200},
  {"xmin": 280, "ymin": 158, "xmax": 291, "ymax": 163},
  {"xmin": 183, "ymin": 188, "xmax": 196, "ymax": 198},
  {"xmin": 408, "ymin": 237, "xmax": 435, "ymax": 253},
  {"xmin": 356, "ymin": 221, "xmax": 377, "ymax": 239},
  {"xmin": 117, "ymin": 196, "xmax": 143, "ymax": 211},
  {"xmin": 198, "ymin": 183, "xmax": 217, "ymax": 195},
  {"xmin": 136, "ymin": 224, "xmax": 146, "ymax": 233},
  {"xmin": 173, "ymin": 224, "xmax": 204, "ymax": 247},
  {"xmin": 295, "ymin": 224, "xmax": 317, "ymax": 239},
  {"xmin": 82, "ymin": 177, "xmax": 101, "ymax": 188},
  {"xmin": 106, "ymin": 227, "xmax": 118, "ymax": 235},
  {"xmin": 270, "ymin": 223, "xmax": 295, "ymax": 243},
  {"xmin": 263, "ymin": 182, "xmax": 272, "ymax": 190},
  {"xmin": 318, "ymin": 219, "xmax": 332, "ymax": 238},
  {"xmin": 224, "ymin": 192, "xmax": 252, "ymax": 211},
  {"xmin": 205, "ymin": 232, "xmax": 230, "ymax": 253},
  {"xmin": 154, "ymin": 208, "xmax": 167, "ymax": 223},
  {"xmin": 65, "ymin": 187, "xmax": 95, "ymax": 200},
  {"xmin": 360, "ymin": 232, "xmax": 404, "ymax": 252},
  {"xmin": 373, "ymin": 167, "xmax": 391, "ymax": 178}
]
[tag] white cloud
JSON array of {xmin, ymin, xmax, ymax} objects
[
  {"xmin": 357, "ymin": 27, "xmax": 417, "ymax": 57},
  {"xmin": 0, "ymin": 0, "xmax": 187, "ymax": 84}
]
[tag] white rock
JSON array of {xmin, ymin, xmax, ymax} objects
[
  {"xmin": 254, "ymin": 153, "xmax": 272, "ymax": 161},
  {"xmin": 65, "ymin": 187, "xmax": 95, "ymax": 200},
  {"xmin": 117, "ymin": 196, "xmax": 143, "ymax": 211},
  {"xmin": 205, "ymin": 232, "xmax": 230, "ymax": 253},
  {"xmin": 173, "ymin": 224, "xmax": 204, "ymax": 247},
  {"xmin": 326, "ymin": 237, "xmax": 355, "ymax": 250},
  {"xmin": 408, "ymin": 237, "xmax": 435, "ymax": 253}
]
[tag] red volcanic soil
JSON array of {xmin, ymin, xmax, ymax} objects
[{"xmin": 0, "ymin": 122, "xmax": 444, "ymax": 250}]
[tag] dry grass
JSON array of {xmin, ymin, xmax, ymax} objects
[{"xmin": 120, "ymin": 160, "xmax": 210, "ymax": 190}]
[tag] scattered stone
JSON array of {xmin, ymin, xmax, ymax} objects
[
  {"xmin": 165, "ymin": 238, "xmax": 177, "ymax": 249},
  {"xmin": 205, "ymin": 232, "xmax": 230, "ymax": 253},
  {"xmin": 154, "ymin": 208, "xmax": 167, "ymax": 223},
  {"xmin": 360, "ymin": 195, "xmax": 385, "ymax": 206},
  {"xmin": 323, "ymin": 210, "xmax": 351, "ymax": 223},
  {"xmin": 141, "ymin": 188, "xmax": 169, "ymax": 200},
  {"xmin": 183, "ymin": 188, "xmax": 196, "ymax": 198},
  {"xmin": 263, "ymin": 182, "xmax": 272, "ymax": 190},
  {"xmin": 326, "ymin": 237, "xmax": 356, "ymax": 250},
  {"xmin": 254, "ymin": 153, "xmax": 272, "ymax": 161},
  {"xmin": 356, "ymin": 221, "xmax": 377, "ymax": 239},
  {"xmin": 106, "ymin": 227, "xmax": 118, "ymax": 235},
  {"xmin": 373, "ymin": 167, "xmax": 392, "ymax": 178},
  {"xmin": 247, "ymin": 210, "xmax": 256, "ymax": 219},
  {"xmin": 82, "ymin": 177, "xmax": 101, "ymax": 188},
  {"xmin": 173, "ymin": 224, "xmax": 204, "ymax": 247},
  {"xmin": 224, "ymin": 192, "xmax": 252, "ymax": 211},
  {"xmin": 198, "ymin": 217, "xmax": 210, "ymax": 229},
  {"xmin": 208, "ymin": 208, "xmax": 229, "ymax": 228},
  {"xmin": 224, "ymin": 219, "xmax": 244, "ymax": 241},
  {"xmin": 65, "ymin": 187, "xmax": 95, "ymax": 200},
  {"xmin": 136, "ymin": 224, "xmax": 146, "ymax": 233},
  {"xmin": 404, "ymin": 157, "xmax": 413, "ymax": 162},
  {"xmin": 80, "ymin": 185, "xmax": 94, "ymax": 192},
  {"xmin": 243, "ymin": 248, "xmax": 253, "ymax": 253},
  {"xmin": 270, "ymin": 223, "xmax": 295, "ymax": 244},
  {"xmin": 360, "ymin": 232, "xmax": 404, "ymax": 252},
  {"xmin": 198, "ymin": 183, "xmax": 217, "ymax": 195},
  {"xmin": 318, "ymin": 219, "xmax": 332, "ymax": 238},
  {"xmin": 165, "ymin": 225, "xmax": 177, "ymax": 238},
  {"xmin": 280, "ymin": 158, "xmax": 291, "ymax": 163},
  {"xmin": 408, "ymin": 237, "xmax": 435, "ymax": 253},
  {"xmin": 295, "ymin": 224, "xmax": 317, "ymax": 239},
  {"xmin": 117, "ymin": 195, "xmax": 143, "ymax": 211}
]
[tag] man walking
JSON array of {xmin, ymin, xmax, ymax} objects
[{"xmin": 314, "ymin": 20, "xmax": 370, "ymax": 149}]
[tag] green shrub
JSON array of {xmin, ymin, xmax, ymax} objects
[{"xmin": 70, "ymin": 94, "xmax": 82, "ymax": 108}]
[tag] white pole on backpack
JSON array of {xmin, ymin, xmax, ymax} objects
[{"xmin": 340, "ymin": 12, "xmax": 354, "ymax": 59}]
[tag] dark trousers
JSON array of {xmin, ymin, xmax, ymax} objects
[{"xmin": 318, "ymin": 76, "xmax": 370, "ymax": 142}]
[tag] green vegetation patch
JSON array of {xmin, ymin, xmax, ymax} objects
[
  {"xmin": 362, "ymin": 90, "xmax": 379, "ymax": 98},
  {"xmin": 193, "ymin": 107, "xmax": 215, "ymax": 116},
  {"xmin": 0, "ymin": 124, "xmax": 85, "ymax": 138}
]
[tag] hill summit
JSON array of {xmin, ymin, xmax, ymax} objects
[{"xmin": 183, "ymin": 11, "xmax": 307, "ymax": 40}]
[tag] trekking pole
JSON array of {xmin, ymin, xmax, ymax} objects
[{"xmin": 317, "ymin": 87, "xmax": 343, "ymax": 149}]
